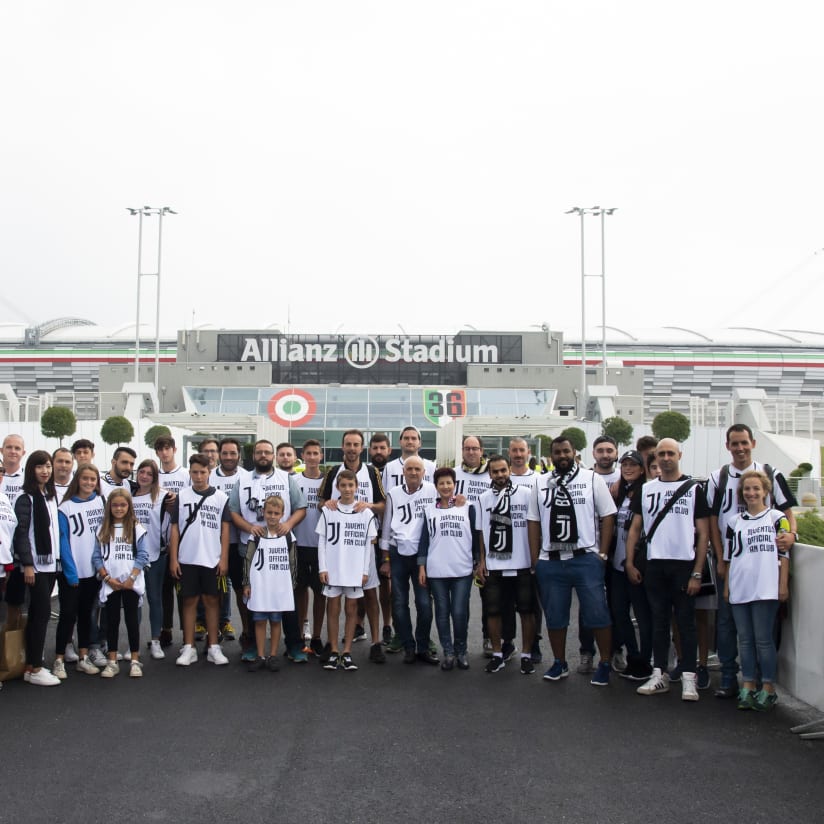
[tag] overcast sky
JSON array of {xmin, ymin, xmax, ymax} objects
[{"xmin": 1, "ymin": 1, "xmax": 822, "ymax": 341}]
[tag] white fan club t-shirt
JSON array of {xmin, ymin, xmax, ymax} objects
[
  {"xmin": 380, "ymin": 482, "xmax": 437, "ymax": 555},
  {"xmin": 247, "ymin": 533, "xmax": 296, "ymax": 613},
  {"xmin": 476, "ymin": 485, "xmax": 532, "ymax": 572},
  {"xmin": 510, "ymin": 470, "xmax": 539, "ymax": 491},
  {"xmin": 422, "ymin": 503, "xmax": 476, "ymax": 578},
  {"xmin": 531, "ymin": 468, "xmax": 617, "ymax": 560},
  {"xmin": 236, "ymin": 468, "xmax": 293, "ymax": 546},
  {"xmin": 631, "ymin": 477, "xmax": 710, "ymax": 562},
  {"xmin": 293, "ymin": 474, "xmax": 323, "ymax": 548},
  {"xmin": 132, "ymin": 492, "xmax": 167, "ymax": 563},
  {"xmin": 1, "ymin": 471, "xmax": 24, "ymax": 507},
  {"xmin": 99, "ymin": 474, "xmax": 131, "ymax": 501},
  {"xmin": 707, "ymin": 461, "xmax": 796, "ymax": 560},
  {"xmin": 316, "ymin": 505, "xmax": 377, "ymax": 588},
  {"xmin": 210, "ymin": 467, "xmax": 243, "ymax": 544},
  {"xmin": 59, "ymin": 495, "xmax": 106, "ymax": 578},
  {"xmin": 159, "ymin": 466, "xmax": 190, "ymax": 495},
  {"xmin": 0, "ymin": 492, "xmax": 16, "ymax": 569},
  {"xmin": 726, "ymin": 508, "xmax": 789, "ymax": 604},
  {"xmin": 453, "ymin": 467, "xmax": 490, "ymax": 505},
  {"xmin": 382, "ymin": 456, "xmax": 436, "ymax": 492},
  {"xmin": 98, "ymin": 523, "xmax": 147, "ymax": 601},
  {"xmin": 175, "ymin": 486, "xmax": 230, "ymax": 568}
]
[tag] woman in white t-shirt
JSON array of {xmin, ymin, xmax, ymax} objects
[
  {"xmin": 725, "ymin": 470, "xmax": 790, "ymax": 712},
  {"xmin": 417, "ymin": 467, "xmax": 479, "ymax": 672}
]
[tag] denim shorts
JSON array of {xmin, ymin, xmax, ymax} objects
[
  {"xmin": 251, "ymin": 611, "xmax": 283, "ymax": 623},
  {"xmin": 536, "ymin": 552, "xmax": 610, "ymax": 630}
]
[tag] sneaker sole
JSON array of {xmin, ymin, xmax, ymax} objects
[{"xmin": 543, "ymin": 670, "xmax": 569, "ymax": 681}]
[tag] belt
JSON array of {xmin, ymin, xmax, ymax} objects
[{"xmin": 546, "ymin": 548, "xmax": 587, "ymax": 561}]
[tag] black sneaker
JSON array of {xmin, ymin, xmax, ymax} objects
[
  {"xmin": 403, "ymin": 648, "xmax": 417, "ymax": 665},
  {"xmin": 248, "ymin": 656, "xmax": 266, "ymax": 672},
  {"xmin": 520, "ymin": 656, "xmax": 536, "ymax": 675},
  {"xmin": 266, "ymin": 655, "xmax": 280, "ymax": 672},
  {"xmin": 340, "ymin": 653, "xmax": 358, "ymax": 671},
  {"xmin": 382, "ymin": 625, "xmax": 392, "ymax": 645},
  {"xmin": 353, "ymin": 624, "xmax": 366, "ymax": 642},
  {"xmin": 323, "ymin": 652, "xmax": 340, "ymax": 671},
  {"xmin": 417, "ymin": 650, "xmax": 440, "ymax": 666},
  {"xmin": 501, "ymin": 641, "xmax": 516, "ymax": 661},
  {"xmin": 309, "ymin": 637, "xmax": 325, "ymax": 657},
  {"xmin": 485, "ymin": 655, "xmax": 505, "ymax": 673},
  {"xmin": 369, "ymin": 643, "xmax": 386, "ymax": 664}
]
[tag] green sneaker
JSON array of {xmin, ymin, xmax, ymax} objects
[
  {"xmin": 736, "ymin": 688, "xmax": 757, "ymax": 710},
  {"xmin": 386, "ymin": 634, "xmax": 403, "ymax": 654},
  {"xmin": 753, "ymin": 689, "xmax": 778, "ymax": 712}
]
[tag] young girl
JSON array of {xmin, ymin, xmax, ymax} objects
[
  {"xmin": 417, "ymin": 467, "xmax": 479, "ymax": 672},
  {"xmin": 54, "ymin": 464, "xmax": 105, "ymax": 678},
  {"xmin": 12, "ymin": 450, "xmax": 61, "ymax": 686},
  {"xmin": 92, "ymin": 489, "xmax": 149, "ymax": 678},
  {"xmin": 132, "ymin": 459, "xmax": 174, "ymax": 660},
  {"xmin": 242, "ymin": 495, "xmax": 295, "ymax": 672},
  {"xmin": 725, "ymin": 470, "xmax": 790, "ymax": 711}
]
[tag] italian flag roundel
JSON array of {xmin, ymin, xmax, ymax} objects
[{"xmin": 267, "ymin": 389, "xmax": 317, "ymax": 427}]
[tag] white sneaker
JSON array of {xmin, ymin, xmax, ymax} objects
[
  {"xmin": 302, "ymin": 620, "xmax": 311, "ymax": 641},
  {"xmin": 29, "ymin": 668, "xmax": 61, "ymax": 686},
  {"xmin": 23, "ymin": 670, "xmax": 31, "ymax": 683},
  {"xmin": 176, "ymin": 644, "xmax": 198, "ymax": 666},
  {"xmin": 52, "ymin": 659, "xmax": 68, "ymax": 680},
  {"xmin": 150, "ymin": 640, "xmax": 165, "ymax": 660},
  {"xmin": 88, "ymin": 648, "xmax": 108, "ymax": 668},
  {"xmin": 129, "ymin": 661, "xmax": 143, "ymax": 678},
  {"xmin": 637, "ymin": 667, "xmax": 670, "ymax": 695},
  {"xmin": 611, "ymin": 648, "xmax": 628, "ymax": 673},
  {"xmin": 76, "ymin": 655, "xmax": 101, "ymax": 675},
  {"xmin": 681, "ymin": 671, "xmax": 699, "ymax": 701},
  {"xmin": 64, "ymin": 643, "xmax": 79, "ymax": 663},
  {"xmin": 100, "ymin": 661, "xmax": 120, "ymax": 678},
  {"xmin": 207, "ymin": 644, "xmax": 229, "ymax": 665}
]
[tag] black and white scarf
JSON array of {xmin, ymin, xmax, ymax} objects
[
  {"xmin": 32, "ymin": 492, "xmax": 54, "ymax": 566},
  {"xmin": 488, "ymin": 481, "xmax": 514, "ymax": 561},
  {"xmin": 548, "ymin": 466, "xmax": 579, "ymax": 552}
]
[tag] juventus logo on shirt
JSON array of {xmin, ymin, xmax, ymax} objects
[
  {"xmin": 326, "ymin": 522, "xmax": 340, "ymax": 545},
  {"xmin": 70, "ymin": 513, "xmax": 85, "ymax": 536},
  {"xmin": 399, "ymin": 503, "xmax": 412, "ymax": 525},
  {"xmin": 729, "ymin": 531, "xmax": 744, "ymax": 558},
  {"xmin": 254, "ymin": 546, "xmax": 266, "ymax": 571},
  {"xmin": 720, "ymin": 489, "xmax": 734, "ymax": 514},
  {"xmin": 646, "ymin": 492, "xmax": 662, "ymax": 515}
]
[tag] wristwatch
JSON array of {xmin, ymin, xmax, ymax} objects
[{"xmin": 690, "ymin": 572, "xmax": 702, "ymax": 580}]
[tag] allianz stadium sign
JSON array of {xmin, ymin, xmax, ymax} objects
[{"xmin": 232, "ymin": 335, "xmax": 503, "ymax": 369}]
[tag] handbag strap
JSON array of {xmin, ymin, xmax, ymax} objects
[
  {"xmin": 644, "ymin": 479, "xmax": 698, "ymax": 545},
  {"xmin": 178, "ymin": 489, "xmax": 214, "ymax": 545}
]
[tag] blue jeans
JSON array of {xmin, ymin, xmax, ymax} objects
[
  {"xmin": 644, "ymin": 559, "xmax": 697, "ymax": 672},
  {"xmin": 428, "ymin": 575, "xmax": 472, "ymax": 656},
  {"xmin": 610, "ymin": 565, "xmax": 652, "ymax": 661},
  {"xmin": 731, "ymin": 600, "xmax": 779, "ymax": 684},
  {"xmin": 390, "ymin": 548, "xmax": 432, "ymax": 653},
  {"xmin": 144, "ymin": 554, "xmax": 168, "ymax": 639},
  {"xmin": 715, "ymin": 574, "xmax": 739, "ymax": 679},
  {"xmin": 535, "ymin": 554, "xmax": 611, "ymax": 630}
]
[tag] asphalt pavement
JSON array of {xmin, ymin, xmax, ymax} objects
[{"xmin": 2, "ymin": 589, "xmax": 824, "ymax": 824}]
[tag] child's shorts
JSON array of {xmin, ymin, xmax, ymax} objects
[
  {"xmin": 251, "ymin": 611, "xmax": 283, "ymax": 623},
  {"xmin": 323, "ymin": 585, "xmax": 363, "ymax": 599}
]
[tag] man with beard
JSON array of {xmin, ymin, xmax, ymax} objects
[
  {"xmin": 319, "ymin": 430, "xmax": 386, "ymax": 657},
  {"xmin": 230, "ymin": 439, "xmax": 308, "ymax": 662},
  {"xmin": 100, "ymin": 446, "xmax": 137, "ymax": 498},
  {"xmin": 368, "ymin": 432, "xmax": 395, "ymax": 646},
  {"xmin": 529, "ymin": 435, "xmax": 617, "ymax": 686},
  {"xmin": 476, "ymin": 455, "xmax": 537, "ymax": 675},
  {"xmin": 453, "ymin": 435, "xmax": 489, "ymax": 504},
  {"xmin": 276, "ymin": 442, "xmax": 298, "ymax": 474}
]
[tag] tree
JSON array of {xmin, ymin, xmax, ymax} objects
[
  {"xmin": 100, "ymin": 415, "xmax": 135, "ymax": 446},
  {"xmin": 601, "ymin": 416, "xmax": 633, "ymax": 446},
  {"xmin": 40, "ymin": 406, "xmax": 77, "ymax": 445},
  {"xmin": 559, "ymin": 426, "xmax": 587, "ymax": 452},
  {"xmin": 144, "ymin": 424, "xmax": 172, "ymax": 449},
  {"xmin": 651, "ymin": 411, "xmax": 690, "ymax": 442}
]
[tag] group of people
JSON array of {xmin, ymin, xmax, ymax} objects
[{"xmin": 0, "ymin": 422, "xmax": 796, "ymax": 711}]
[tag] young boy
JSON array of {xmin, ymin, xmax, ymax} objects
[
  {"xmin": 315, "ymin": 470, "xmax": 377, "ymax": 671},
  {"xmin": 243, "ymin": 496, "xmax": 296, "ymax": 672}
]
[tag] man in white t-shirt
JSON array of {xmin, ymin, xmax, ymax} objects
[
  {"xmin": 529, "ymin": 435, "xmax": 617, "ymax": 686},
  {"xmin": 706, "ymin": 423, "xmax": 797, "ymax": 698},
  {"xmin": 169, "ymin": 454, "xmax": 232, "ymax": 667},
  {"xmin": 2, "ymin": 434, "xmax": 27, "ymax": 624},
  {"xmin": 382, "ymin": 426, "xmax": 435, "ymax": 492},
  {"xmin": 625, "ymin": 438, "xmax": 710, "ymax": 701}
]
